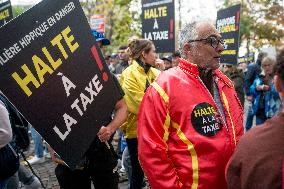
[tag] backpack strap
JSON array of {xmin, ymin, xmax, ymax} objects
[
  {"xmin": 0, "ymin": 94, "xmax": 15, "ymax": 140},
  {"xmin": 0, "ymin": 94, "xmax": 30, "ymax": 151}
]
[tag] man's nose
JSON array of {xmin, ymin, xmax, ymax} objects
[{"xmin": 216, "ymin": 42, "xmax": 224, "ymax": 53}]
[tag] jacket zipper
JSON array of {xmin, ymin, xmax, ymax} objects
[
  {"xmin": 196, "ymin": 76, "xmax": 229, "ymax": 132},
  {"xmin": 179, "ymin": 66, "xmax": 230, "ymax": 132}
]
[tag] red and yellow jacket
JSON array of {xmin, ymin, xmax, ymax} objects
[{"xmin": 138, "ymin": 59, "xmax": 244, "ymax": 189}]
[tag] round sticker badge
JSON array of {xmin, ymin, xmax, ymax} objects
[{"xmin": 191, "ymin": 102, "xmax": 222, "ymax": 137}]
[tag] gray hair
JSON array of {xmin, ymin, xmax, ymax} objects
[
  {"xmin": 179, "ymin": 22, "xmax": 199, "ymax": 58},
  {"xmin": 261, "ymin": 57, "xmax": 276, "ymax": 66}
]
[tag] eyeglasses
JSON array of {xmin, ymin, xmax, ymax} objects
[{"xmin": 188, "ymin": 36, "xmax": 225, "ymax": 49}]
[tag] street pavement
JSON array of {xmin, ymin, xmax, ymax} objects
[
  {"xmin": 18, "ymin": 139, "xmax": 130, "ymax": 189},
  {"xmin": 19, "ymin": 157, "xmax": 129, "ymax": 189}
]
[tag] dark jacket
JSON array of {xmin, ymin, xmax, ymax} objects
[
  {"xmin": 245, "ymin": 62, "xmax": 261, "ymax": 96},
  {"xmin": 226, "ymin": 70, "xmax": 245, "ymax": 106},
  {"xmin": 114, "ymin": 61, "xmax": 129, "ymax": 74}
]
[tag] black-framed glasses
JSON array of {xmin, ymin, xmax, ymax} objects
[{"xmin": 188, "ymin": 36, "xmax": 225, "ymax": 49}]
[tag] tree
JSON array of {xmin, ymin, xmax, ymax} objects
[
  {"xmin": 80, "ymin": 0, "xmax": 141, "ymax": 54},
  {"xmin": 12, "ymin": 5, "xmax": 30, "ymax": 18},
  {"xmin": 222, "ymin": 0, "xmax": 284, "ymax": 54}
]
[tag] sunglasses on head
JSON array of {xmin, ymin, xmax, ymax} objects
[{"xmin": 188, "ymin": 36, "xmax": 225, "ymax": 49}]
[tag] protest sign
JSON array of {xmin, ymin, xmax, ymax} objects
[
  {"xmin": 238, "ymin": 52, "xmax": 254, "ymax": 64},
  {"xmin": 217, "ymin": 4, "xmax": 241, "ymax": 65},
  {"xmin": 142, "ymin": 0, "xmax": 175, "ymax": 53},
  {"xmin": 0, "ymin": 0, "xmax": 120, "ymax": 169},
  {"xmin": 90, "ymin": 14, "xmax": 105, "ymax": 33},
  {"xmin": 0, "ymin": 0, "xmax": 13, "ymax": 27}
]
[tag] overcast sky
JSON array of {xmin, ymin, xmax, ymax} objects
[
  {"xmin": 9, "ymin": 0, "xmax": 221, "ymax": 22},
  {"xmin": 9, "ymin": 0, "xmax": 222, "ymax": 24},
  {"xmin": 180, "ymin": 0, "xmax": 221, "ymax": 23},
  {"xmin": 10, "ymin": 0, "xmax": 41, "ymax": 5},
  {"xmin": 6, "ymin": 0, "xmax": 253, "ymax": 56},
  {"xmin": 7, "ymin": 0, "xmax": 223, "ymax": 32}
]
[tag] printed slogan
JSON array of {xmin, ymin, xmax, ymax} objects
[
  {"xmin": 0, "ymin": 0, "xmax": 120, "ymax": 169},
  {"xmin": 142, "ymin": 0, "xmax": 175, "ymax": 53},
  {"xmin": 216, "ymin": 4, "xmax": 241, "ymax": 65}
]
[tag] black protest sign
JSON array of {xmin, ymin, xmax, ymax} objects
[
  {"xmin": 0, "ymin": 0, "xmax": 121, "ymax": 169},
  {"xmin": 142, "ymin": 0, "xmax": 175, "ymax": 53},
  {"xmin": 216, "ymin": 4, "xmax": 241, "ymax": 65},
  {"xmin": 238, "ymin": 56, "xmax": 246, "ymax": 64},
  {"xmin": 0, "ymin": 0, "xmax": 13, "ymax": 27},
  {"xmin": 247, "ymin": 52, "xmax": 254, "ymax": 63},
  {"xmin": 238, "ymin": 52, "xmax": 254, "ymax": 64}
]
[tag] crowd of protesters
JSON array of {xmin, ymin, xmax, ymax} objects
[{"xmin": 0, "ymin": 19, "xmax": 283, "ymax": 189}]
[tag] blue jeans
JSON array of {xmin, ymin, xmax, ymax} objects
[
  {"xmin": 256, "ymin": 111, "xmax": 267, "ymax": 126},
  {"xmin": 5, "ymin": 172, "xmax": 18, "ymax": 189},
  {"xmin": 0, "ymin": 179, "xmax": 8, "ymax": 189},
  {"xmin": 122, "ymin": 147, "xmax": 132, "ymax": 189},
  {"xmin": 5, "ymin": 164, "xmax": 35, "ymax": 189},
  {"xmin": 120, "ymin": 135, "xmax": 127, "ymax": 155},
  {"xmin": 116, "ymin": 129, "xmax": 124, "ymax": 159},
  {"xmin": 256, "ymin": 116, "xmax": 266, "ymax": 125},
  {"xmin": 31, "ymin": 127, "xmax": 44, "ymax": 158},
  {"xmin": 245, "ymin": 102, "xmax": 254, "ymax": 131},
  {"xmin": 126, "ymin": 138, "xmax": 144, "ymax": 189}
]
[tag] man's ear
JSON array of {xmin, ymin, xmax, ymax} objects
[
  {"xmin": 274, "ymin": 75, "xmax": 283, "ymax": 93},
  {"xmin": 183, "ymin": 43, "xmax": 191, "ymax": 53}
]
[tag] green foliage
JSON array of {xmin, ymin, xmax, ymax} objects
[
  {"xmin": 12, "ymin": 5, "xmax": 30, "ymax": 18},
  {"xmin": 80, "ymin": 0, "xmax": 141, "ymax": 54}
]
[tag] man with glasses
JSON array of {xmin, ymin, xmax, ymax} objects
[{"xmin": 137, "ymin": 21, "xmax": 244, "ymax": 189}]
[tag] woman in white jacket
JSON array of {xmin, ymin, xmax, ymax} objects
[
  {"xmin": 0, "ymin": 99, "xmax": 12, "ymax": 148},
  {"xmin": 0, "ymin": 97, "xmax": 13, "ymax": 189}
]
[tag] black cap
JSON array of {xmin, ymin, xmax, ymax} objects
[{"xmin": 162, "ymin": 56, "xmax": 172, "ymax": 62}]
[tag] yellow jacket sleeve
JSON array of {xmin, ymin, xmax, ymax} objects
[{"xmin": 122, "ymin": 71, "xmax": 145, "ymax": 115}]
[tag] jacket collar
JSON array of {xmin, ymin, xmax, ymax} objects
[
  {"xmin": 135, "ymin": 59, "xmax": 151, "ymax": 74},
  {"xmin": 132, "ymin": 60, "xmax": 144, "ymax": 72},
  {"xmin": 214, "ymin": 69, "xmax": 234, "ymax": 88},
  {"xmin": 132, "ymin": 60, "xmax": 152, "ymax": 75},
  {"xmin": 178, "ymin": 58, "xmax": 233, "ymax": 88},
  {"xmin": 178, "ymin": 58, "xmax": 199, "ymax": 77}
]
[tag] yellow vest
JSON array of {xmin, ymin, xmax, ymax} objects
[{"xmin": 120, "ymin": 60, "xmax": 160, "ymax": 138}]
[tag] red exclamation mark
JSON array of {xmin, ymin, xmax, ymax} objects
[
  {"xmin": 91, "ymin": 45, "xmax": 108, "ymax": 82},
  {"xmin": 170, "ymin": 19, "xmax": 173, "ymax": 39},
  {"xmin": 235, "ymin": 11, "xmax": 240, "ymax": 31}
]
